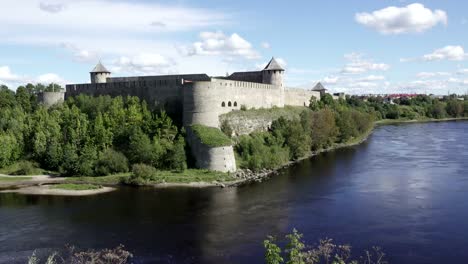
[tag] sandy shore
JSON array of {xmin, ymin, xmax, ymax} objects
[{"xmin": 0, "ymin": 185, "xmax": 116, "ymax": 196}]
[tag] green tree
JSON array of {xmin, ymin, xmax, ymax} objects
[{"xmin": 264, "ymin": 236, "xmax": 284, "ymax": 264}]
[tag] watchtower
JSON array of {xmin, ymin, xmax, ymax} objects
[
  {"xmin": 90, "ymin": 61, "xmax": 111, "ymax": 84},
  {"xmin": 262, "ymin": 57, "xmax": 284, "ymax": 87}
]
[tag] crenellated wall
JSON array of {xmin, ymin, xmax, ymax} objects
[
  {"xmin": 284, "ymin": 88, "xmax": 321, "ymax": 107},
  {"xmin": 183, "ymin": 78, "xmax": 284, "ymax": 128}
]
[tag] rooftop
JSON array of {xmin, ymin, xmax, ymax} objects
[
  {"xmin": 90, "ymin": 61, "xmax": 111, "ymax": 73},
  {"xmin": 263, "ymin": 57, "xmax": 284, "ymax": 71}
]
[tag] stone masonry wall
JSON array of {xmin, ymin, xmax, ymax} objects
[
  {"xmin": 284, "ymin": 88, "xmax": 321, "ymax": 107},
  {"xmin": 38, "ymin": 92, "xmax": 65, "ymax": 107},
  {"xmin": 185, "ymin": 128, "xmax": 236, "ymax": 172}
]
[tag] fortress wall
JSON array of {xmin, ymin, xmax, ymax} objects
[
  {"xmin": 66, "ymin": 81, "xmax": 183, "ymax": 112},
  {"xmin": 186, "ymin": 128, "xmax": 236, "ymax": 173},
  {"xmin": 38, "ymin": 92, "xmax": 65, "ymax": 107},
  {"xmin": 108, "ymin": 74, "xmax": 210, "ymax": 83},
  {"xmin": 284, "ymin": 88, "xmax": 321, "ymax": 107},
  {"xmin": 183, "ymin": 79, "xmax": 283, "ymax": 128}
]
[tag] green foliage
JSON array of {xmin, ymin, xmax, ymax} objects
[
  {"xmin": 126, "ymin": 163, "xmax": 157, "ymax": 185},
  {"xmin": 190, "ymin": 124, "xmax": 232, "ymax": 147},
  {"xmin": 220, "ymin": 119, "xmax": 233, "ymax": 137},
  {"xmin": 0, "ymin": 133, "xmax": 21, "ymax": 167},
  {"xmin": 0, "ymin": 92, "xmax": 189, "ymax": 177},
  {"xmin": 11, "ymin": 161, "xmax": 39, "ymax": 175},
  {"xmin": 95, "ymin": 149, "xmax": 129, "ymax": 176},
  {"xmin": 264, "ymin": 230, "xmax": 388, "ymax": 264},
  {"xmin": 264, "ymin": 236, "xmax": 284, "ymax": 264},
  {"xmin": 285, "ymin": 229, "xmax": 305, "ymax": 264}
]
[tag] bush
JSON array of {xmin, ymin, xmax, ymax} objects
[
  {"xmin": 240, "ymin": 104, "xmax": 247, "ymax": 111},
  {"xmin": 12, "ymin": 160, "xmax": 38, "ymax": 175},
  {"xmin": 95, "ymin": 149, "xmax": 129, "ymax": 176},
  {"xmin": 125, "ymin": 163, "xmax": 157, "ymax": 185}
]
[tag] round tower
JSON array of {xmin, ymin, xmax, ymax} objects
[
  {"xmin": 90, "ymin": 61, "xmax": 111, "ymax": 84},
  {"xmin": 262, "ymin": 57, "xmax": 284, "ymax": 87}
]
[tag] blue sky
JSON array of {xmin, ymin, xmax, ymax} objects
[{"xmin": 0, "ymin": 0, "xmax": 467, "ymax": 94}]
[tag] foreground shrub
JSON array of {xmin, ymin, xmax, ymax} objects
[
  {"xmin": 264, "ymin": 229, "xmax": 387, "ymax": 264},
  {"xmin": 28, "ymin": 244, "xmax": 132, "ymax": 264},
  {"xmin": 95, "ymin": 149, "xmax": 129, "ymax": 176},
  {"xmin": 124, "ymin": 163, "xmax": 157, "ymax": 185}
]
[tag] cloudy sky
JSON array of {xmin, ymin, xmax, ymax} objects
[{"xmin": 0, "ymin": 0, "xmax": 467, "ymax": 95}]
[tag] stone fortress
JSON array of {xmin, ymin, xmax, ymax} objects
[{"xmin": 61, "ymin": 58, "xmax": 323, "ymax": 172}]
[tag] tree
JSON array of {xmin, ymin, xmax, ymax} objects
[
  {"xmin": 0, "ymin": 133, "xmax": 20, "ymax": 167},
  {"xmin": 127, "ymin": 128, "xmax": 153, "ymax": 164},
  {"xmin": 166, "ymin": 135, "xmax": 187, "ymax": 172},
  {"xmin": 320, "ymin": 93, "xmax": 335, "ymax": 107},
  {"xmin": 309, "ymin": 96, "xmax": 320, "ymax": 111}
]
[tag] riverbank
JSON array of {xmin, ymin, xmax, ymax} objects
[
  {"xmin": 231, "ymin": 116, "xmax": 468, "ymax": 186},
  {"xmin": 1, "ymin": 184, "xmax": 116, "ymax": 196},
  {"xmin": 1, "ymin": 117, "xmax": 466, "ymax": 194}
]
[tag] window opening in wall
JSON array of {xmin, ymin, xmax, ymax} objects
[
  {"xmin": 228, "ymin": 101, "xmax": 232, "ymax": 107},
  {"xmin": 234, "ymin": 101, "xmax": 238, "ymax": 107},
  {"xmin": 222, "ymin": 102, "xmax": 226, "ymax": 107}
]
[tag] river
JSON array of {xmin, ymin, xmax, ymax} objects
[{"xmin": 0, "ymin": 121, "xmax": 467, "ymax": 263}]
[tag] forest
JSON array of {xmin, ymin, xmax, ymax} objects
[{"xmin": 1, "ymin": 83, "xmax": 467, "ymax": 177}]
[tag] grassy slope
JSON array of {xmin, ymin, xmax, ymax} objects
[
  {"xmin": 220, "ymin": 106, "xmax": 310, "ymax": 121},
  {"xmin": 0, "ymin": 162, "xmax": 47, "ymax": 176},
  {"xmin": 190, "ymin": 125, "xmax": 232, "ymax": 147},
  {"xmin": 66, "ymin": 170, "xmax": 235, "ymax": 185},
  {"xmin": 0, "ymin": 176, "xmax": 33, "ymax": 182}
]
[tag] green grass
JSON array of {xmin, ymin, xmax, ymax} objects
[
  {"xmin": 67, "ymin": 170, "xmax": 235, "ymax": 185},
  {"xmin": 66, "ymin": 173, "xmax": 130, "ymax": 185},
  {"xmin": 190, "ymin": 125, "xmax": 232, "ymax": 147},
  {"xmin": 0, "ymin": 176, "xmax": 33, "ymax": 182},
  {"xmin": 0, "ymin": 161, "xmax": 46, "ymax": 176},
  {"xmin": 146, "ymin": 169, "xmax": 235, "ymax": 184},
  {"xmin": 51, "ymin": 184, "xmax": 102, "ymax": 191}
]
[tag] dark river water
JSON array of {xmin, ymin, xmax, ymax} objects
[{"xmin": 0, "ymin": 121, "xmax": 467, "ymax": 264}]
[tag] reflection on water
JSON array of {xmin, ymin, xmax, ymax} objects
[{"xmin": 0, "ymin": 121, "xmax": 467, "ymax": 264}]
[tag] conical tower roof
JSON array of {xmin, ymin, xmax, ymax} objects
[
  {"xmin": 312, "ymin": 82, "xmax": 326, "ymax": 91},
  {"xmin": 263, "ymin": 57, "xmax": 284, "ymax": 71},
  {"xmin": 90, "ymin": 61, "xmax": 110, "ymax": 73}
]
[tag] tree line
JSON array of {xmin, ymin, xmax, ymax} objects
[
  {"xmin": 0, "ymin": 85, "xmax": 186, "ymax": 176},
  {"xmin": 234, "ymin": 93, "xmax": 468, "ymax": 171}
]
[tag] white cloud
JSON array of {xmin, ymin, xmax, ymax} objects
[
  {"xmin": 261, "ymin": 42, "xmax": 271, "ymax": 49},
  {"xmin": 0, "ymin": 66, "xmax": 66, "ymax": 87},
  {"xmin": 110, "ymin": 53, "xmax": 175, "ymax": 75},
  {"xmin": 457, "ymin": 69, "xmax": 468, "ymax": 75},
  {"xmin": 422, "ymin": 46, "xmax": 467, "ymax": 61},
  {"xmin": 401, "ymin": 46, "xmax": 468, "ymax": 62},
  {"xmin": 358, "ymin": 75, "xmax": 386, "ymax": 81},
  {"xmin": 355, "ymin": 3, "xmax": 447, "ymax": 34},
  {"xmin": 1, "ymin": 0, "xmax": 227, "ymax": 36},
  {"xmin": 416, "ymin": 72, "xmax": 451, "ymax": 78},
  {"xmin": 37, "ymin": 73, "xmax": 66, "ymax": 85},
  {"xmin": 182, "ymin": 31, "xmax": 260, "ymax": 60},
  {"xmin": 39, "ymin": 2, "xmax": 65, "ymax": 13},
  {"xmin": 61, "ymin": 43, "xmax": 99, "ymax": 62},
  {"xmin": 0, "ymin": 66, "xmax": 23, "ymax": 83},
  {"xmin": 341, "ymin": 53, "xmax": 390, "ymax": 74}
]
